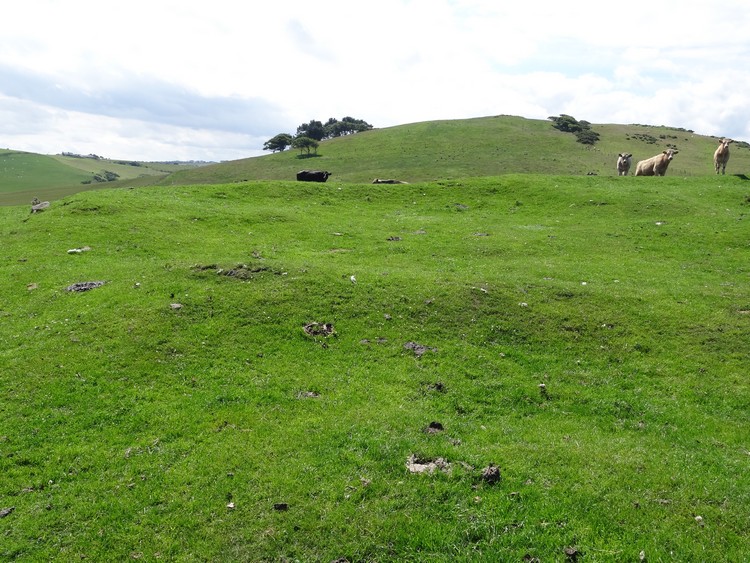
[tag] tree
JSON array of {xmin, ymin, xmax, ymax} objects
[
  {"xmin": 296, "ymin": 120, "xmax": 325, "ymax": 141},
  {"xmin": 292, "ymin": 136, "xmax": 319, "ymax": 155},
  {"xmin": 323, "ymin": 116, "xmax": 374, "ymax": 138},
  {"xmin": 575, "ymin": 130, "xmax": 600, "ymax": 145},
  {"xmin": 263, "ymin": 133, "xmax": 294, "ymax": 152},
  {"xmin": 549, "ymin": 114, "xmax": 585, "ymax": 133},
  {"xmin": 549, "ymin": 114, "xmax": 599, "ymax": 146}
]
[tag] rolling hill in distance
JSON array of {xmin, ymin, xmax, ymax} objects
[
  {"xmin": 162, "ymin": 115, "xmax": 750, "ymax": 187},
  {"xmin": 0, "ymin": 151, "xmax": 204, "ymax": 206},
  {"xmin": 2, "ymin": 114, "xmax": 749, "ymax": 206}
]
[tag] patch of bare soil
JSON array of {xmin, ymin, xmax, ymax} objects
[
  {"xmin": 404, "ymin": 341, "xmax": 437, "ymax": 357},
  {"xmin": 222, "ymin": 265, "xmax": 271, "ymax": 279},
  {"xmin": 191, "ymin": 263, "xmax": 277, "ymax": 280},
  {"xmin": 360, "ymin": 337, "xmax": 388, "ymax": 345}
]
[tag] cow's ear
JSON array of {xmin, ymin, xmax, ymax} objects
[{"xmin": 627, "ymin": 154, "xmax": 632, "ymax": 158}]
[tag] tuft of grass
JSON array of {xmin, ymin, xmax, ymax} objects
[{"xmin": 1, "ymin": 175, "xmax": 749, "ymax": 560}]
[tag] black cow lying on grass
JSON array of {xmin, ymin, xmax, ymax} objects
[{"xmin": 296, "ymin": 170, "xmax": 332, "ymax": 182}]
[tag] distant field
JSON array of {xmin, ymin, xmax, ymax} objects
[
  {"xmin": 0, "ymin": 150, "xmax": 205, "ymax": 206},
  {"xmin": 1, "ymin": 175, "xmax": 748, "ymax": 560},
  {"xmin": 0, "ymin": 151, "xmax": 92, "ymax": 195}
]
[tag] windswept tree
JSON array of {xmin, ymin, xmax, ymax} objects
[
  {"xmin": 292, "ymin": 136, "xmax": 319, "ymax": 155},
  {"xmin": 549, "ymin": 114, "xmax": 585, "ymax": 133},
  {"xmin": 323, "ymin": 116, "xmax": 373, "ymax": 138},
  {"xmin": 296, "ymin": 120, "xmax": 326, "ymax": 142},
  {"xmin": 549, "ymin": 114, "xmax": 599, "ymax": 145},
  {"xmin": 263, "ymin": 133, "xmax": 294, "ymax": 152}
]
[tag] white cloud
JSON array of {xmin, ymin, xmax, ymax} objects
[{"xmin": 1, "ymin": 1, "xmax": 749, "ymax": 160}]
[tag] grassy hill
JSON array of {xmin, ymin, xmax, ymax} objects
[
  {"xmin": 3, "ymin": 115, "xmax": 749, "ymax": 206},
  {"xmin": 1, "ymin": 175, "xmax": 748, "ymax": 560},
  {"xmin": 0, "ymin": 150, "xmax": 205, "ymax": 206},
  {"xmin": 160, "ymin": 115, "xmax": 750, "ymax": 186}
]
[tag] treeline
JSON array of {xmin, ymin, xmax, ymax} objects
[
  {"xmin": 263, "ymin": 116, "xmax": 373, "ymax": 154},
  {"xmin": 61, "ymin": 152, "xmax": 104, "ymax": 160}
]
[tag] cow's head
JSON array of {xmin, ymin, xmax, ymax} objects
[
  {"xmin": 719, "ymin": 139, "xmax": 733, "ymax": 148},
  {"xmin": 618, "ymin": 153, "xmax": 632, "ymax": 159},
  {"xmin": 662, "ymin": 149, "xmax": 678, "ymax": 160}
]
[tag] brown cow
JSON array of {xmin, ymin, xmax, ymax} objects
[
  {"xmin": 634, "ymin": 149, "xmax": 678, "ymax": 176},
  {"xmin": 713, "ymin": 138, "xmax": 732, "ymax": 175}
]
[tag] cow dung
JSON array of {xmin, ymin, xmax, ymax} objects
[
  {"xmin": 423, "ymin": 421, "xmax": 444, "ymax": 434},
  {"xmin": 406, "ymin": 454, "xmax": 451, "ymax": 475},
  {"xmin": 303, "ymin": 322, "xmax": 335, "ymax": 337},
  {"xmin": 66, "ymin": 281, "xmax": 105, "ymax": 292},
  {"xmin": 481, "ymin": 464, "xmax": 501, "ymax": 484}
]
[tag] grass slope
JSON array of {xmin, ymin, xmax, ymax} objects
[
  {"xmin": 162, "ymin": 116, "xmax": 750, "ymax": 186},
  {"xmin": 0, "ymin": 151, "xmax": 202, "ymax": 207},
  {"xmin": 0, "ymin": 150, "xmax": 93, "ymax": 195},
  {"xmin": 1, "ymin": 176, "xmax": 749, "ymax": 560}
]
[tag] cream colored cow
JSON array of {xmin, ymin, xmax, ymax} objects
[
  {"xmin": 634, "ymin": 149, "xmax": 678, "ymax": 176},
  {"xmin": 713, "ymin": 138, "xmax": 732, "ymax": 175}
]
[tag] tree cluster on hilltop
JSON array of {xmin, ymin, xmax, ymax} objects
[{"xmin": 263, "ymin": 116, "xmax": 374, "ymax": 155}]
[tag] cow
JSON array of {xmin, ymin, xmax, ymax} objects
[
  {"xmin": 634, "ymin": 149, "xmax": 678, "ymax": 176},
  {"xmin": 372, "ymin": 178, "xmax": 409, "ymax": 184},
  {"xmin": 296, "ymin": 170, "xmax": 332, "ymax": 182},
  {"xmin": 713, "ymin": 138, "xmax": 732, "ymax": 175},
  {"xmin": 616, "ymin": 153, "xmax": 632, "ymax": 176}
]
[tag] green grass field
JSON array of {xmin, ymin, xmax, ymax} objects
[{"xmin": 1, "ymin": 175, "xmax": 748, "ymax": 560}]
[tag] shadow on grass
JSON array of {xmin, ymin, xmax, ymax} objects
[
  {"xmin": 296, "ymin": 154, "xmax": 322, "ymax": 160},
  {"xmin": 732, "ymin": 173, "xmax": 749, "ymax": 181}
]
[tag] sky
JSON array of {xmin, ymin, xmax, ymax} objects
[{"xmin": 2, "ymin": 0, "xmax": 750, "ymax": 162}]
